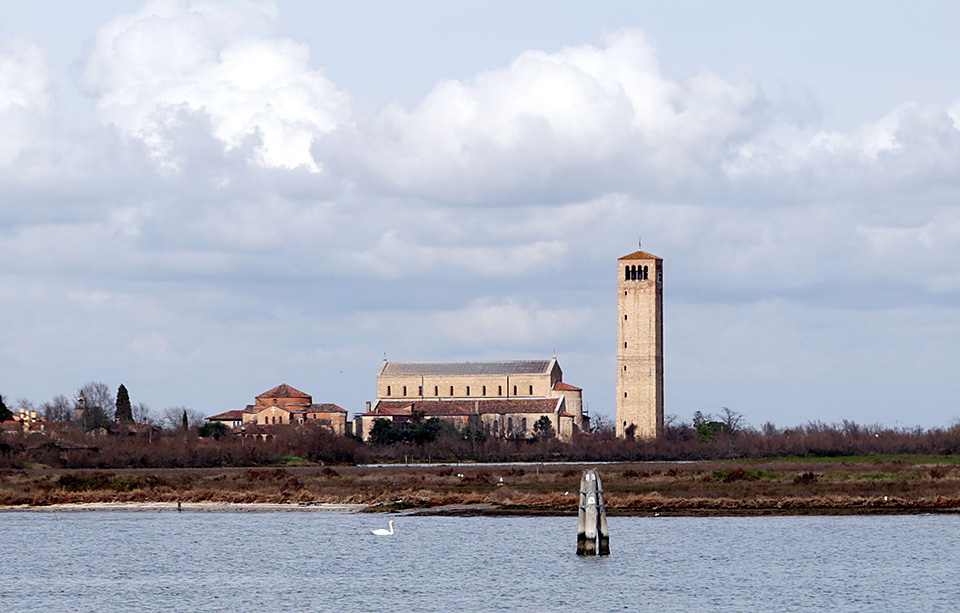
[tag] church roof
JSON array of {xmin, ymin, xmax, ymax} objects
[
  {"xmin": 369, "ymin": 401, "xmax": 476, "ymax": 416},
  {"xmin": 553, "ymin": 381, "xmax": 581, "ymax": 392},
  {"xmin": 618, "ymin": 250, "xmax": 661, "ymax": 261},
  {"xmin": 256, "ymin": 384, "xmax": 311, "ymax": 399},
  {"xmin": 380, "ymin": 360, "xmax": 553, "ymax": 377},
  {"xmin": 370, "ymin": 398, "xmax": 563, "ymax": 415},
  {"xmin": 206, "ymin": 410, "xmax": 244, "ymax": 421},
  {"xmin": 308, "ymin": 403, "xmax": 347, "ymax": 413}
]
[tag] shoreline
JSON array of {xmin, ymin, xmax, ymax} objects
[
  {"xmin": 5, "ymin": 458, "xmax": 960, "ymax": 516},
  {"xmin": 3, "ymin": 500, "xmax": 960, "ymax": 517}
]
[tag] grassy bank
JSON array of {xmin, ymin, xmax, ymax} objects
[{"xmin": 3, "ymin": 457, "xmax": 960, "ymax": 515}]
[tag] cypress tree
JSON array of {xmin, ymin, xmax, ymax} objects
[
  {"xmin": 115, "ymin": 384, "xmax": 133, "ymax": 423},
  {"xmin": 0, "ymin": 394, "xmax": 12, "ymax": 422},
  {"xmin": 181, "ymin": 409, "xmax": 189, "ymax": 430}
]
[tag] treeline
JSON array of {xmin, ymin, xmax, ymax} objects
[
  {"xmin": 4, "ymin": 416, "xmax": 960, "ymax": 470},
  {"xmin": 3, "ymin": 383, "xmax": 207, "ymax": 430}
]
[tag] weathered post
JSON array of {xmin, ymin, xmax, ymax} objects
[
  {"xmin": 596, "ymin": 471, "xmax": 610, "ymax": 555},
  {"xmin": 577, "ymin": 469, "xmax": 610, "ymax": 556}
]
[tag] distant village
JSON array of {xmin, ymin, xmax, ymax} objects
[{"xmin": 3, "ymin": 249, "xmax": 664, "ymax": 444}]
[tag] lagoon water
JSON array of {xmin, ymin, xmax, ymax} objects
[{"xmin": 2, "ymin": 512, "xmax": 959, "ymax": 612}]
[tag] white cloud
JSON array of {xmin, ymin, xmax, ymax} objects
[
  {"xmin": 80, "ymin": 0, "xmax": 352, "ymax": 171},
  {"xmin": 360, "ymin": 30, "xmax": 765, "ymax": 202},
  {"xmin": 0, "ymin": 38, "xmax": 52, "ymax": 166}
]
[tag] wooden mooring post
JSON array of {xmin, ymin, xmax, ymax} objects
[{"xmin": 577, "ymin": 469, "xmax": 610, "ymax": 556}]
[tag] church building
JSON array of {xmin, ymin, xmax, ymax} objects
[{"xmin": 360, "ymin": 358, "xmax": 587, "ymax": 441}]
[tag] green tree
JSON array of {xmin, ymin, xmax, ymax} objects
[
  {"xmin": 0, "ymin": 394, "xmax": 12, "ymax": 422},
  {"xmin": 402, "ymin": 411, "xmax": 442, "ymax": 445},
  {"xmin": 692, "ymin": 410, "xmax": 728, "ymax": 442},
  {"xmin": 115, "ymin": 384, "xmax": 133, "ymax": 424},
  {"xmin": 369, "ymin": 418, "xmax": 399, "ymax": 445},
  {"xmin": 198, "ymin": 421, "xmax": 229, "ymax": 439},
  {"xmin": 532, "ymin": 416, "xmax": 555, "ymax": 440}
]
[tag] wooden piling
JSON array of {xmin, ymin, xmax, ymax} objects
[{"xmin": 577, "ymin": 469, "xmax": 609, "ymax": 556}]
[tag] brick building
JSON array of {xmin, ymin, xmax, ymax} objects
[{"xmin": 206, "ymin": 384, "xmax": 348, "ymax": 435}]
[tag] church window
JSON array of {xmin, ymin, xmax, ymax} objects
[
  {"xmin": 387, "ymin": 386, "xmax": 391, "ymax": 396},
  {"xmin": 482, "ymin": 386, "xmax": 486, "ymax": 396},
  {"xmin": 450, "ymin": 386, "xmax": 454, "ymax": 396},
  {"xmin": 624, "ymin": 267, "xmax": 630, "ymax": 281},
  {"xmin": 498, "ymin": 385, "xmax": 502, "ymax": 395},
  {"xmin": 643, "ymin": 265, "xmax": 649, "ymax": 280},
  {"xmin": 513, "ymin": 385, "xmax": 517, "ymax": 395},
  {"xmin": 529, "ymin": 385, "xmax": 533, "ymax": 395},
  {"xmin": 434, "ymin": 386, "xmax": 439, "ymax": 396},
  {"xmin": 418, "ymin": 386, "xmax": 423, "ymax": 396},
  {"xmin": 623, "ymin": 365, "xmax": 627, "ymax": 371},
  {"xmin": 657, "ymin": 268, "xmax": 662, "ymax": 283},
  {"xmin": 466, "ymin": 386, "xmax": 471, "ymax": 396},
  {"xmin": 624, "ymin": 314, "xmax": 627, "ymax": 320},
  {"xmin": 624, "ymin": 342, "xmax": 627, "ymax": 348},
  {"xmin": 403, "ymin": 386, "xmax": 407, "ymax": 396},
  {"xmin": 624, "ymin": 392, "xmax": 628, "ymax": 398}
]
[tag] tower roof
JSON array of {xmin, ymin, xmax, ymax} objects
[
  {"xmin": 257, "ymin": 384, "xmax": 311, "ymax": 399},
  {"xmin": 619, "ymin": 250, "xmax": 661, "ymax": 261}
]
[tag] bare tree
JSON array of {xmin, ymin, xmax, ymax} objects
[
  {"xmin": 41, "ymin": 395, "xmax": 73, "ymax": 422},
  {"xmin": 132, "ymin": 402, "xmax": 152, "ymax": 424},
  {"xmin": 161, "ymin": 406, "xmax": 206, "ymax": 430},
  {"xmin": 720, "ymin": 407, "xmax": 745, "ymax": 433},
  {"xmin": 78, "ymin": 382, "xmax": 115, "ymax": 420},
  {"xmin": 590, "ymin": 413, "xmax": 614, "ymax": 435}
]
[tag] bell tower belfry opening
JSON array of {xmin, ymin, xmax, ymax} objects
[{"xmin": 616, "ymin": 249, "xmax": 664, "ymax": 438}]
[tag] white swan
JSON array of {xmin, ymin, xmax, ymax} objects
[{"xmin": 371, "ymin": 520, "xmax": 395, "ymax": 535}]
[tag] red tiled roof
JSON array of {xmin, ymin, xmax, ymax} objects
[
  {"xmin": 256, "ymin": 383, "xmax": 311, "ymax": 400},
  {"xmin": 619, "ymin": 249, "xmax": 661, "ymax": 261},
  {"xmin": 368, "ymin": 401, "xmax": 475, "ymax": 417},
  {"xmin": 207, "ymin": 410, "xmax": 244, "ymax": 421},
  {"xmin": 473, "ymin": 398, "xmax": 562, "ymax": 414},
  {"xmin": 372, "ymin": 398, "xmax": 561, "ymax": 415},
  {"xmin": 553, "ymin": 381, "xmax": 581, "ymax": 392},
  {"xmin": 309, "ymin": 403, "xmax": 347, "ymax": 413}
]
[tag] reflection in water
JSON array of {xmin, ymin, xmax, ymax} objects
[{"xmin": 3, "ymin": 513, "xmax": 960, "ymax": 612}]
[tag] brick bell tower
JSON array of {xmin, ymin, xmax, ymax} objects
[{"xmin": 616, "ymin": 247, "xmax": 663, "ymax": 438}]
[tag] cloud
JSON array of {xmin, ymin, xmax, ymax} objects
[
  {"xmin": 80, "ymin": 0, "xmax": 352, "ymax": 171},
  {"xmin": 0, "ymin": 38, "xmax": 52, "ymax": 166},
  {"xmin": 357, "ymin": 30, "xmax": 767, "ymax": 203}
]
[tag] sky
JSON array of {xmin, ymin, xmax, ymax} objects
[{"xmin": 3, "ymin": 1, "xmax": 960, "ymax": 429}]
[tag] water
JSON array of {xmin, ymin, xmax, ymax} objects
[{"xmin": 2, "ymin": 512, "xmax": 959, "ymax": 612}]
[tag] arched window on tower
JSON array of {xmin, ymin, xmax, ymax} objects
[
  {"xmin": 643, "ymin": 265, "xmax": 649, "ymax": 280},
  {"xmin": 625, "ymin": 266, "xmax": 630, "ymax": 281}
]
